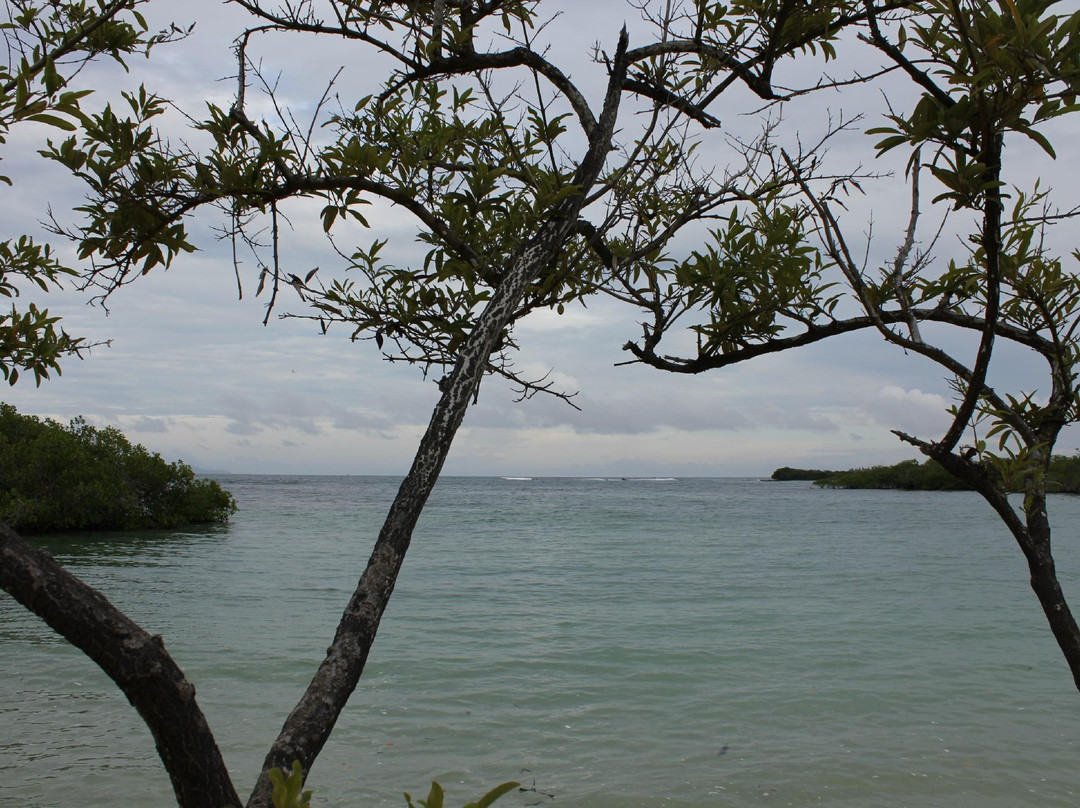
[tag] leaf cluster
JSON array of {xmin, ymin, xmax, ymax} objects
[
  {"xmin": 868, "ymin": 0, "xmax": 1080, "ymax": 206},
  {"xmin": 309, "ymin": 78, "xmax": 587, "ymax": 367},
  {"xmin": 46, "ymin": 87, "xmax": 198, "ymax": 278},
  {"xmin": 269, "ymin": 762, "xmax": 312, "ymax": 808},
  {"xmin": 0, "ymin": 236, "xmax": 83, "ymax": 385},
  {"xmin": 0, "ymin": 0, "xmax": 149, "ymax": 157},
  {"xmin": 0, "ymin": 0, "xmax": 178, "ymax": 383},
  {"xmin": 912, "ymin": 185, "xmax": 1080, "ymax": 455},
  {"xmin": 673, "ymin": 202, "xmax": 836, "ymax": 354}
]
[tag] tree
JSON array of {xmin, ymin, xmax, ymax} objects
[
  {"xmin": 0, "ymin": 0, "xmax": 179, "ymax": 385},
  {"xmin": 617, "ymin": 0, "xmax": 1080, "ymax": 689},
  {"xmin": 6, "ymin": 1, "xmax": 1049, "ymax": 807}
]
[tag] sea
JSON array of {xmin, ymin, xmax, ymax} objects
[{"xmin": 1, "ymin": 475, "xmax": 1079, "ymax": 808}]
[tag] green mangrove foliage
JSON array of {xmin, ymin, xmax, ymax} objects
[
  {"xmin": 770, "ymin": 467, "xmax": 837, "ymax": 482},
  {"xmin": 0, "ymin": 402, "xmax": 235, "ymax": 532},
  {"xmin": 813, "ymin": 459, "xmax": 972, "ymax": 491},
  {"xmin": 775, "ymin": 457, "xmax": 1080, "ymax": 492}
]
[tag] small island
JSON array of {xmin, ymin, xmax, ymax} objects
[
  {"xmin": 772, "ymin": 457, "xmax": 1080, "ymax": 493},
  {"xmin": 769, "ymin": 466, "xmax": 838, "ymax": 482},
  {"xmin": 0, "ymin": 403, "xmax": 237, "ymax": 533}
]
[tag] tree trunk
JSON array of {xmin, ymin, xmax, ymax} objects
[
  {"xmin": 935, "ymin": 450, "xmax": 1080, "ymax": 692},
  {"xmin": 1018, "ymin": 506, "xmax": 1080, "ymax": 690},
  {"xmin": 0, "ymin": 522, "xmax": 242, "ymax": 808},
  {"xmin": 243, "ymin": 28, "xmax": 632, "ymax": 808}
]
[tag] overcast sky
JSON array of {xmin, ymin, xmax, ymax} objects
[{"xmin": 3, "ymin": 0, "xmax": 1077, "ymax": 477}]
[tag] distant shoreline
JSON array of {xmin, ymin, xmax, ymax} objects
[{"xmin": 773, "ymin": 458, "xmax": 1080, "ymax": 493}]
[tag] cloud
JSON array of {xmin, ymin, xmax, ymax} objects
[
  {"xmin": 330, "ymin": 408, "xmax": 396, "ymax": 436},
  {"xmin": 864, "ymin": 385, "xmax": 951, "ymax": 436},
  {"xmin": 515, "ymin": 304, "xmax": 616, "ymax": 336},
  {"xmin": 754, "ymin": 403, "xmax": 841, "ymax": 433},
  {"xmin": 567, "ymin": 392, "xmax": 756, "ymax": 435},
  {"xmin": 225, "ymin": 419, "xmax": 263, "ymax": 436},
  {"xmin": 125, "ymin": 416, "xmax": 170, "ymax": 433}
]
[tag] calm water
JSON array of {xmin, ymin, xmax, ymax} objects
[{"xmin": 2, "ymin": 476, "xmax": 1079, "ymax": 808}]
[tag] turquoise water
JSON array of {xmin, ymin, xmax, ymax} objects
[{"xmin": 2, "ymin": 476, "xmax": 1079, "ymax": 807}]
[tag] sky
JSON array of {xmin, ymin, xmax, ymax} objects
[{"xmin": 3, "ymin": 0, "xmax": 1078, "ymax": 477}]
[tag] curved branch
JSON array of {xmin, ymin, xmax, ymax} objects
[
  {"xmin": 934, "ymin": 134, "xmax": 1003, "ymax": 454},
  {"xmin": 861, "ymin": 0, "xmax": 955, "ymax": 109},
  {"xmin": 622, "ymin": 76, "xmax": 722, "ymax": 128},
  {"xmin": 388, "ymin": 46, "xmax": 599, "ymax": 138},
  {"xmin": 228, "ymin": 0, "xmax": 424, "ymax": 71},
  {"xmin": 626, "ymin": 304, "xmax": 1054, "ymax": 358},
  {"xmin": 626, "ymin": 39, "xmax": 777, "ymax": 100},
  {"xmin": 0, "ymin": 522, "xmax": 241, "ymax": 808},
  {"xmin": 625, "ymin": 0, "xmax": 919, "ymax": 104},
  {"xmin": 622, "ymin": 305, "xmax": 1046, "ymax": 445}
]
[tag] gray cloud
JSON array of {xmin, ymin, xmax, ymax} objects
[
  {"xmin": 330, "ymin": 408, "xmax": 396, "ymax": 437},
  {"xmin": 127, "ymin": 416, "xmax": 170, "ymax": 433},
  {"xmin": 225, "ymin": 420, "xmax": 263, "ymax": 436}
]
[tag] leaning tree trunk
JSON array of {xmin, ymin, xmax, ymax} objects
[
  {"xmin": 1014, "ymin": 500, "xmax": 1080, "ymax": 690},
  {"xmin": 933, "ymin": 450, "xmax": 1080, "ymax": 691},
  {"xmin": 0, "ymin": 523, "xmax": 242, "ymax": 808},
  {"xmin": 243, "ymin": 29, "xmax": 631, "ymax": 808}
]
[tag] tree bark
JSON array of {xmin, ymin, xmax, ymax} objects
[
  {"xmin": 243, "ymin": 27, "xmax": 632, "ymax": 808},
  {"xmin": 0, "ymin": 522, "xmax": 241, "ymax": 808},
  {"xmin": 1017, "ymin": 505, "xmax": 1080, "ymax": 690},
  {"xmin": 932, "ymin": 450, "xmax": 1080, "ymax": 691}
]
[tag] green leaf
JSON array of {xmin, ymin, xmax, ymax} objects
[
  {"xmin": 321, "ymin": 205, "xmax": 338, "ymax": 232},
  {"xmin": 463, "ymin": 781, "xmax": 520, "ymax": 808},
  {"xmin": 425, "ymin": 781, "xmax": 444, "ymax": 808},
  {"xmin": 26, "ymin": 113, "xmax": 77, "ymax": 131},
  {"xmin": 1016, "ymin": 127, "xmax": 1056, "ymax": 159},
  {"xmin": 270, "ymin": 761, "xmax": 310, "ymax": 808}
]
